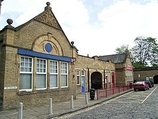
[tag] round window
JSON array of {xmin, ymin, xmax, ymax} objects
[{"xmin": 45, "ymin": 43, "xmax": 53, "ymax": 52}]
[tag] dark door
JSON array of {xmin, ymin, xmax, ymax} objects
[
  {"xmin": 153, "ymin": 75, "xmax": 158, "ymax": 84},
  {"xmin": 91, "ymin": 72, "xmax": 102, "ymax": 89}
]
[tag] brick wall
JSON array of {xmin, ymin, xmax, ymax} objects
[
  {"xmin": 1, "ymin": 19, "xmax": 75, "ymax": 109},
  {"xmin": 133, "ymin": 69, "xmax": 158, "ymax": 82}
]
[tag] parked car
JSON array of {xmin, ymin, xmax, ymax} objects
[
  {"xmin": 133, "ymin": 81, "xmax": 149, "ymax": 91},
  {"xmin": 144, "ymin": 80, "xmax": 152, "ymax": 88}
]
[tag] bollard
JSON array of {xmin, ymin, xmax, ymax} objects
[
  {"xmin": 49, "ymin": 98, "xmax": 52, "ymax": 114},
  {"xmin": 18, "ymin": 102, "xmax": 23, "ymax": 119},
  {"xmin": 85, "ymin": 93, "xmax": 89, "ymax": 104},
  {"xmin": 70, "ymin": 95, "xmax": 74, "ymax": 109}
]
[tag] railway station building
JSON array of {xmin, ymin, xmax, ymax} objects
[{"xmin": 0, "ymin": 2, "xmax": 133, "ymax": 110}]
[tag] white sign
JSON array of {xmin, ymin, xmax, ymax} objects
[{"xmin": 4, "ymin": 86, "xmax": 17, "ymax": 90}]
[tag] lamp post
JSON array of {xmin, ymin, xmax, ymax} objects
[
  {"xmin": 71, "ymin": 41, "xmax": 76, "ymax": 99},
  {"xmin": 0, "ymin": 0, "xmax": 4, "ymax": 14}
]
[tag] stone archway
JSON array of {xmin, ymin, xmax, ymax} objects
[
  {"xmin": 91, "ymin": 72, "xmax": 102, "ymax": 89},
  {"xmin": 153, "ymin": 75, "xmax": 158, "ymax": 84}
]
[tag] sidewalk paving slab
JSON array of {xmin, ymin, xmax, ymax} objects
[{"xmin": 0, "ymin": 89, "xmax": 133, "ymax": 119}]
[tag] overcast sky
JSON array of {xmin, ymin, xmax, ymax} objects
[{"xmin": 0, "ymin": 0, "xmax": 158, "ymax": 56}]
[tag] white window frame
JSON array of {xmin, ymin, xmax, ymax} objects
[
  {"xmin": 77, "ymin": 70, "xmax": 80, "ymax": 85},
  {"xmin": 61, "ymin": 62, "xmax": 68, "ymax": 88},
  {"xmin": 81, "ymin": 70, "xmax": 85, "ymax": 84},
  {"xmin": 36, "ymin": 58, "xmax": 47, "ymax": 90},
  {"xmin": 19, "ymin": 56, "xmax": 33, "ymax": 92},
  {"xmin": 50, "ymin": 60, "xmax": 58, "ymax": 89}
]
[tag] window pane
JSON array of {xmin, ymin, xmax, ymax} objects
[
  {"xmin": 77, "ymin": 70, "xmax": 80, "ymax": 85},
  {"xmin": 20, "ymin": 57, "xmax": 32, "ymax": 91},
  {"xmin": 50, "ymin": 75, "xmax": 58, "ymax": 87},
  {"xmin": 81, "ymin": 76, "xmax": 85, "ymax": 81},
  {"xmin": 61, "ymin": 62, "xmax": 68, "ymax": 87},
  {"xmin": 20, "ymin": 57, "xmax": 32, "ymax": 72},
  {"xmin": 37, "ymin": 59, "xmax": 46, "ymax": 73},
  {"xmin": 77, "ymin": 76, "xmax": 80, "ymax": 84},
  {"xmin": 61, "ymin": 75, "xmax": 67, "ymax": 86},
  {"xmin": 61, "ymin": 62, "xmax": 67, "ymax": 74},
  {"xmin": 20, "ymin": 74, "xmax": 32, "ymax": 89},
  {"xmin": 50, "ymin": 61, "xmax": 58, "ymax": 73},
  {"xmin": 77, "ymin": 70, "xmax": 80, "ymax": 75},
  {"xmin": 36, "ymin": 74, "xmax": 46, "ymax": 88},
  {"xmin": 36, "ymin": 59, "xmax": 46, "ymax": 89},
  {"xmin": 81, "ymin": 70, "xmax": 85, "ymax": 75}
]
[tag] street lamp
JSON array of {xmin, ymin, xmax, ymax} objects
[
  {"xmin": 71, "ymin": 41, "xmax": 76, "ymax": 99},
  {"xmin": 0, "ymin": 0, "xmax": 4, "ymax": 14}
]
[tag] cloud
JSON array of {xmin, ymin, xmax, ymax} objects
[
  {"xmin": 96, "ymin": 0, "xmax": 158, "ymax": 53},
  {"xmin": 1, "ymin": 0, "xmax": 158, "ymax": 56}
]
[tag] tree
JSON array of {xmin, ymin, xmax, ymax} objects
[
  {"xmin": 115, "ymin": 45, "xmax": 128, "ymax": 54},
  {"xmin": 131, "ymin": 36, "xmax": 158, "ymax": 67}
]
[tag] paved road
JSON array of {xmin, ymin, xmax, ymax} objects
[{"xmin": 59, "ymin": 85, "xmax": 158, "ymax": 119}]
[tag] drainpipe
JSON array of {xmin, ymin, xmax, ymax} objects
[
  {"xmin": 104, "ymin": 69, "xmax": 105, "ymax": 89},
  {"xmin": 88, "ymin": 68, "xmax": 89, "ymax": 92}
]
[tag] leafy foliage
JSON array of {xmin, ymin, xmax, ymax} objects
[
  {"xmin": 115, "ymin": 45, "xmax": 128, "ymax": 54},
  {"xmin": 131, "ymin": 36, "xmax": 158, "ymax": 67},
  {"xmin": 115, "ymin": 36, "xmax": 158, "ymax": 68}
]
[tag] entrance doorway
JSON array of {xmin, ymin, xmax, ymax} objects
[
  {"xmin": 153, "ymin": 75, "xmax": 158, "ymax": 84},
  {"xmin": 111, "ymin": 72, "xmax": 115, "ymax": 87},
  {"xmin": 91, "ymin": 72, "xmax": 102, "ymax": 89}
]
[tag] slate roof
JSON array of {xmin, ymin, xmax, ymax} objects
[{"xmin": 99, "ymin": 53, "xmax": 127, "ymax": 63}]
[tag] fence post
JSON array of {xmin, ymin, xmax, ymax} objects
[
  {"xmin": 85, "ymin": 93, "xmax": 89, "ymax": 104},
  {"xmin": 96, "ymin": 90, "xmax": 98, "ymax": 100},
  {"xmin": 49, "ymin": 98, "xmax": 52, "ymax": 114},
  {"xmin": 106, "ymin": 88, "xmax": 107, "ymax": 97},
  {"xmin": 18, "ymin": 102, "xmax": 23, "ymax": 119},
  {"xmin": 70, "ymin": 95, "xmax": 74, "ymax": 109}
]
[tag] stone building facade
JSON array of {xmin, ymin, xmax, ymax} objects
[
  {"xmin": 133, "ymin": 67, "xmax": 158, "ymax": 83},
  {"xmin": 99, "ymin": 50, "xmax": 133, "ymax": 86},
  {"xmin": 0, "ymin": 2, "xmax": 118, "ymax": 110}
]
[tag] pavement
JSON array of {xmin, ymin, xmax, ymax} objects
[{"xmin": 0, "ymin": 89, "xmax": 133, "ymax": 119}]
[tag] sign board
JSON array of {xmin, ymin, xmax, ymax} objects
[
  {"xmin": 126, "ymin": 65, "xmax": 133, "ymax": 71},
  {"xmin": 4, "ymin": 86, "xmax": 17, "ymax": 90}
]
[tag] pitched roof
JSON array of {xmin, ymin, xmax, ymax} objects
[{"xmin": 99, "ymin": 53, "xmax": 127, "ymax": 63}]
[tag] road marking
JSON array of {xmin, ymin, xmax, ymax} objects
[{"xmin": 141, "ymin": 86, "xmax": 157, "ymax": 103}]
